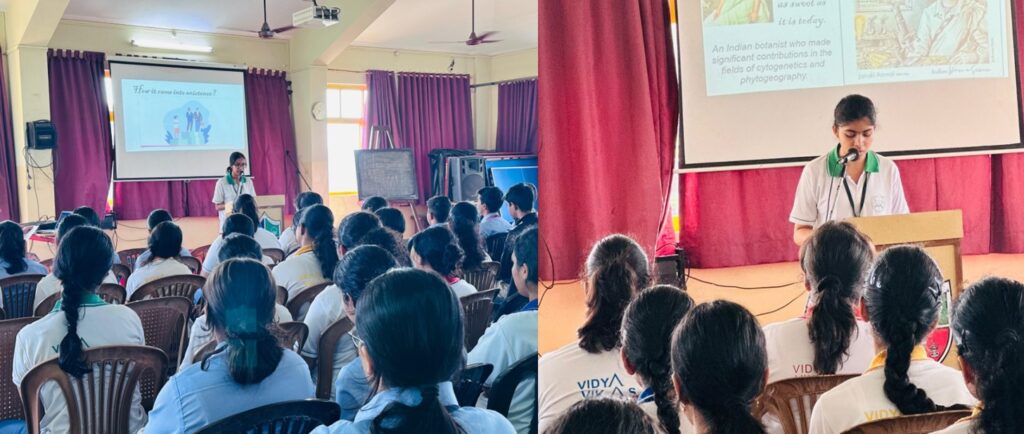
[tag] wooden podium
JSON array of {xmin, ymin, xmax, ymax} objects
[
  {"xmin": 256, "ymin": 195, "xmax": 286, "ymax": 237},
  {"xmin": 848, "ymin": 210, "xmax": 964, "ymax": 367}
]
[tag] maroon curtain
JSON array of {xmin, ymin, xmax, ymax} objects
[
  {"xmin": 0, "ymin": 46, "xmax": 18, "ymax": 221},
  {"xmin": 396, "ymin": 72, "xmax": 474, "ymax": 202},
  {"xmin": 363, "ymin": 70, "xmax": 401, "ymax": 149},
  {"xmin": 496, "ymin": 79, "xmax": 538, "ymax": 153},
  {"xmin": 49, "ymin": 50, "xmax": 111, "ymax": 214},
  {"xmin": 539, "ymin": 0, "xmax": 679, "ymax": 281},
  {"xmin": 245, "ymin": 69, "xmax": 299, "ymax": 209}
]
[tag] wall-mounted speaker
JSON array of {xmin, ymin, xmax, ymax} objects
[{"xmin": 26, "ymin": 120, "xmax": 57, "ymax": 150}]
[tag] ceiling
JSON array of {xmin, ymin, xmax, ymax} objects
[{"xmin": 59, "ymin": 0, "xmax": 537, "ymax": 56}]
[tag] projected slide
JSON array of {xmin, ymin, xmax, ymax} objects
[
  {"xmin": 702, "ymin": 0, "xmax": 1008, "ymax": 96},
  {"xmin": 121, "ymin": 79, "xmax": 246, "ymax": 152}
]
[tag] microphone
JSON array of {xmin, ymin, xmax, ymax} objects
[{"xmin": 839, "ymin": 148, "xmax": 860, "ymax": 165}]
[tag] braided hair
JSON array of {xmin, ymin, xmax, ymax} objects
[
  {"xmin": 52, "ymin": 226, "xmax": 114, "ymax": 377},
  {"xmin": 300, "ymin": 205, "xmax": 339, "ymax": 279}
]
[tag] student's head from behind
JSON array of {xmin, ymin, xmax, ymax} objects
[
  {"xmin": 0, "ymin": 221, "xmax": 27, "ymax": 274},
  {"xmin": 375, "ymin": 207, "xmax": 406, "ymax": 235},
  {"xmin": 544, "ymin": 397, "xmax": 657, "ymax": 434},
  {"xmin": 361, "ymin": 196, "xmax": 389, "ymax": 213},
  {"xmin": 202, "ymin": 258, "xmax": 282, "ymax": 385},
  {"xmin": 227, "ymin": 152, "xmax": 247, "ymax": 178},
  {"xmin": 233, "ymin": 194, "xmax": 260, "ymax": 230},
  {"xmin": 671, "ymin": 300, "xmax": 767, "ymax": 434},
  {"xmin": 865, "ymin": 245, "xmax": 955, "ymax": 415},
  {"xmin": 355, "ymin": 268, "xmax": 464, "ymax": 433},
  {"xmin": 146, "ymin": 221, "xmax": 184, "ymax": 262},
  {"xmin": 833, "ymin": 94, "xmax": 876, "ymax": 157},
  {"xmin": 338, "ymin": 211, "xmax": 381, "ymax": 255},
  {"xmin": 293, "ymin": 191, "xmax": 324, "ymax": 212},
  {"xmin": 512, "ymin": 225, "xmax": 539, "ymax": 298},
  {"xmin": 426, "ymin": 195, "xmax": 452, "ymax": 225},
  {"xmin": 953, "ymin": 277, "xmax": 1024, "ymax": 434},
  {"xmin": 477, "ymin": 186, "xmax": 504, "ymax": 216},
  {"xmin": 217, "ymin": 233, "xmax": 263, "ymax": 262},
  {"xmin": 334, "ymin": 245, "xmax": 397, "ymax": 322},
  {"xmin": 53, "ymin": 226, "xmax": 115, "ymax": 377},
  {"xmin": 56, "ymin": 214, "xmax": 89, "ymax": 245},
  {"xmin": 356, "ymin": 227, "xmax": 411, "ymax": 267},
  {"xmin": 448, "ymin": 201, "xmax": 487, "ymax": 271},
  {"xmin": 578, "ymin": 234, "xmax": 650, "ymax": 354},
  {"xmin": 504, "ymin": 183, "xmax": 535, "ymax": 219},
  {"xmin": 222, "ymin": 213, "xmax": 256, "ymax": 238},
  {"xmin": 298, "ymin": 204, "xmax": 339, "ymax": 280},
  {"xmin": 73, "ymin": 206, "xmax": 101, "ymax": 227},
  {"xmin": 800, "ymin": 221, "xmax": 874, "ymax": 375},
  {"xmin": 408, "ymin": 226, "xmax": 463, "ymax": 278},
  {"xmin": 147, "ymin": 209, "xmax": 174, "ymax": 232}
]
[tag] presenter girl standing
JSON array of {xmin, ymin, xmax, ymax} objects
[
  {"xmin": 790, "ymin": 95, "xmax": 909, "ymax": 246},
  {"xmin": 213, "ymin": 152, "xmax": 256, "ymax": 228}
]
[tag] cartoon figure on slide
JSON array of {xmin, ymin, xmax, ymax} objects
[
  {"xmin": 164, "ymin": 103, "xmax": 212, "ymax": 146},
  {"xmin": 703, "ymin": 0, "xmax": 772, "ymax": 26}
]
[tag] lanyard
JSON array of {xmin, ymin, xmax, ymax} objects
[{"xmin": 842, "ymin": 172, "xmax": 870, "ymax": 217}]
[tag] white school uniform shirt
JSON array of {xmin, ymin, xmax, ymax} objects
[
  {"xmin": 763, "ymin": 317, "xmax": 876, "ymax": 384},
  {"xmin": 255, "ymin": 227, "xmax": 283, "ymax": 251},
  {"xmin": 450, "ymin": 278, "xmax": 478, "ymax": 298},
  {"xmin": 179, "ymin": 305, "xmax": 293, "ymax": 369},
  {"xmin": 930, "ymin": 418, "xmax": 974, "ymax": 434},
  {"xmin": 538, "ymin": 341, "xmax": 643, "ymax": 433},
  {"xmin": 790, "ymin": 148, "xmax": 909, "ymax": 229},
  {"xmin": 33, "ymin": 271, "xmax": 118, "ymax": 310},
  {"xmin": 300, "ymin": 285, "xmax": 357, "ymax": 399},
  {"xmin": 201, "ymin": 237, "xmax": 276, "ymax": 274},
  {"xmin": 273, "ymin": 246, "xmax": 330, "ymax": 303},
  {"xmin": 467, "ymin": 309, "xmax": 538, "ymax": 434},
  {"xmin": 278, "ymin": 226, "xmax": 300, "ymax": 254},
  {"xmin": 124, "ymin": 257, "xmax": 193, "ymax": 299},
  {"xmin": 808, "ymin": 347, "xmax": 977, "ymax": 434},
  {"xmin": 13, "ymin": 301, "xmax": 147, "ymax": 434},
  {"xmin": 133, "ymin": 247, "xmax": 191, "ymax": 272},
  {"xmin": 212, "ymin": 175, "xmax": 256, "ymax": 227},
  {"xmin": 0, "ymin": 258, "xmax": 47, "ymax": 279}
]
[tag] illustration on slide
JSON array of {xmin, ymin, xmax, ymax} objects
[
  {"xmin": 702, "ymin": 0, "xmax": 773, "ymax": 26},
  {"xmin": 855, "ymin": 0, "xmax": 990, "ymax": 69},
  {"xmin": 163, "ymin": 102, "xmax": 212, "ymax": 146}
]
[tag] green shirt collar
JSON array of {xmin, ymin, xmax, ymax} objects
[
  {"xmin": 827, "ymin": 146, "xmax": 879, "ymax": 177},
  {"xmin": 51, "ymin": 293, "xmax": 107, "ymax": 313},
  {"xmin": 226, "ymin": 173, "xmax": 248, "ymax": 185}
]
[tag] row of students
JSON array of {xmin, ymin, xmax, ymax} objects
[
  {"xmin": 201, "ymin": 213, "xmax": 275, "ymax": 276},
  {"xmin": 132, "ymin": 209, "xmax": 193, "ymax": 271},
  {"xmin": 34, "ymin": 215, "xmax": 118, "ymax": 310}
]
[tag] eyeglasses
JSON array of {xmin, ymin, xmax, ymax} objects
[
  {"xmin": 349, "ymin": 330, "xmax": 365, "ymax": 352},
  {"xmin": 233, "ymin": 162, "xmax": 248, "ymax": 169}
]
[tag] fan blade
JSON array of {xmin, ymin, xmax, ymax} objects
[
  {"xmin": 478, "ymin": 39, "xmax": 503, "ymax": 44},
  {"xmin": 474, "ymin": 31, "xmax": 499, "ymax": 40},
  {"xmin": 221, "ymin": 27, "xmax": 261, "ymax": 34},
  {"xmin": 429, "ymin": 41, "xmax": 472, "ymax": 44},
  {"xmin": 273, "ymin": 25, "xmax": 296, "ymax": 33}
]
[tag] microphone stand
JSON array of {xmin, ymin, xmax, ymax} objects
[{"xmin": 285, "ymin": 150, "xmax": 313, "ymax": 193}]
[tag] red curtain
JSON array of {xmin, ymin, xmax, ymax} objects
[
  {"xmin": 496, "ymin": 79, "xmax": 538, "ymax": 153},
  {"xmin": 0, "ymin": 46, "xmax": 18, "ymax": 221},
  {"xmin": 363, "ymin": 70, "xmax": 401, "ymax": 150},
  {"xmin": 538, "ymin": 0, "xmax": 679, "ymax": 281}
]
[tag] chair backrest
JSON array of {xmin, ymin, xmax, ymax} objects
[
  {"xmin": 460, "ymin": 288, "xmax": 499, "ymax": 351},
  {"xmin": 96, "ymin": 284, "xmax": 127, "ymax": 305},
  {"xmin": 178, "ymin": 256, "xmax": 202, "ymax": 275},
  {"xmin": 277, "ymin": 321, "xmax": 310, "ymax": 353},
  {"xmin": 110, "ymin": 264, "xmax": 132, "ymax": 287},
  {"xmin": 129, "ymin": 274, "xmax": 206, "ymax": 303},
  {"xmin": 33, "ymin": 292, "xmax": 60, "ymax": 317},
  {"xmin": 190, "ymin": 244, "xmax": 211, "ymax": 263},
  {"xmin": 313, "ymin": 317, "xmax": 353, "ymax": 399},
  {"xmin": 463, "ymin": 261, "xmax": 499, "ymax": 292},
  {"xmin": 117, "ymin": 248, "xmax": 148, "ymax": 270},
  {"xmin": 487, "ymin": 353, "xmax": 538, "ymax": 417},
  {"xmin": 759, "ymin": 374, "xmax": 859, "ymax": 434},
  {"xmin": 263, "ymin": 248, "xmax": 286, "ymax": 264},
  {"xmin": 127, "ymin": 297, "xmax": 191, "ymax": 407},
  {"xmin": 286, "ymin": 282, "xmax": 331, "ymax": 321},
  {"xmin": 485, "ymin": 233, "xmax": 508, "ymax": 263},
  {"xmin": 194, "ymin": 399, "xmax": 341, "ymax": 434},
  {"xmin": 20, "ymin": 345, "xmax": 168, "ymax": 434},
  {"xmin": 0, "ymin": 317, "xmax": 36, "ymax": 420},
  {"xmin": 842, "ymin": 410, "xmax": 972, "ymax": 434},
  {"xmin": 277, "ymin": 285, "xmax": 289, "ymax": 305},
  {"xmin": 0, "ymin": 274, "xmax": 45, "ymax": 319},
  {"xmin": 454, "ymin": 363, "xmax": 493, "ymax": 407}
]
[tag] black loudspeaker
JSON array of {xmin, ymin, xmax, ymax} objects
[
  {"xmin": 26, "ymin": 120, "xmax": 57, "ymax": 150},
  {"xmin": 449, "ymin": 156, "xmax": 487, "ymax": 202}
]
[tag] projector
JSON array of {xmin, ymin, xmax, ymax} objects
[{"xmin": 293, "ymin": 5, "xmax": 341, "ymax": 28}]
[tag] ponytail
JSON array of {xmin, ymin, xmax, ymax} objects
[
  {"xmin": 221, "ymin": 328, "xmax": 283, "ymax": 385},
  {"xmin": 58, "ymin": 283, "xmax": 89, "ymax": 377},
  {"xmin": 313, "ymin": 231, "xmax": 339, "ymax": 280},
  {"xmin": 449, "ymin": 202, "xmax": 486, "ymax": 271},
  {"xmin": 703, "ymin": 403, "xmax": 767, "ymax": 434},
  {"xmin": 0, "ymin": 221, "xmax": 27, "ymax": 275},
  {"xmin": 579, "ymin": 235, "xmax": 649, "ymax": 354},
  {"xmin": 300, "ymin": 205, "xmax": 339, "ymax": 279},
  {"xmin": 372, "ymin": 384, "xmax": 461, "ymax": 434},
  {"xmin": 51, "ymin": 226, "xmax": 114, "ymax": 378},
  {"xmin": 808, "ymin": 275, "xmax": 857, "ymax": 374},
  {"xmin": 409, "ymin": 227, "xmax": 464, "ymax": 277}
]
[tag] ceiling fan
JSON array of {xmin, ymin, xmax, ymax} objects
[
  {"xmin": 431, "ymin": 0, "xmax": 501, "ymax": 46},
  {"xmin": 230, "ymin": 0, "xmax": 296, "ymax": 39}
]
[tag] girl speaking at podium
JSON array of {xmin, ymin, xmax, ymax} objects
[
  {"xmin": 790, "ymin": 95, "xmax": 909, "ymax": 246},
  {"xmin": 212, "ymin": 152, "xmax": 256, "ymax": 227}
]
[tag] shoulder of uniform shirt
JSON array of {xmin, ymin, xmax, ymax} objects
[{"xmin": 762, "ymin": 316, "xmax": 806, "ymax": 333}]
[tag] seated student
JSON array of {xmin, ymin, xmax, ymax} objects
[
  {"xmin": 764, "ymin": 221, "xmax": 876, "ymax": 384},
  {"xmin": 201, "ymin": 214, "xmax": 274, "ymax": 277},
  {"xmin": 621, "ymin": 285, "xmax": 695, "ymax": 434},
  {"xmin": 337, "ymin": 211, "xmax": 381, "ymax": 256},
  {"xmin": 360, "ymin": 196, "xmax": 388, "ymax": 213},
  {"xmin": 34, "ymin": 215, "xmax": 118, "ymax": 310},
  {"xmin": 310, "ymin": 269, "xmax": 515, "ymax": 434},
  {"xmin": 72, "ymin": 205, "xmax": 102, "ymax": 228},
  {"xmin": 234, "ymin": 193, "xmax": 282, "ymax": 251},
  {"xmin": 426, "ymin": 195, "xmax": 452, "ymax": 229},
  {"xmin": 133, "ymin": 209, "xmax": 192, "ymax": 271},
  {"xmin": 468, "ymin": 226, "xmax": 539, "ymax": 434},
  {"xmin": 355, "ymin": 227, "xmax": 411, "ymax": 267},
  {"xmin": 544, "ymin": 397, "xmax": 657, "ymax": 434},
  {"xmin": 494, "ymin": 183, "xmax": 539, "ymax": 319},
  {"xmin": 13, "ymin": 226, "xmax": 146, "ymax": 434},
  {"xmin": 538, "ymin": 234, "xmax": 647, "ymax": 432},
  {"xmin": 932, "ymin": 277, "xmax": 1024, "ymax": 434},
  {"xmin": 374, "ymin": 207, "xmax": 406, "ymax": 236},
  {"xmin": 125, "ymin": 221, "xmax": 193, "ymax": 298},
  {"xmin": 146, "ymin": 258, "xmax": 315, "ymax": 433},
  {"xmin": 409, "ymin": 226, "xmax": 476, "ymax": 297},
  {"xmin": 671, "ymin": 300, "xmax": 768, "ymax": 434},
  {"xmin": 0, "ymin": 220, "xmax": 47, "ymax": 279},
  {"xmin": 449, "ymin": 201, "xmax": 490, "ymax": 271},
  {"xmin": 280, "ymin": 192, "xmax": 324, "ymax": 255},
  {"xmin": 809, "ymin": 246, "xmax": 976, "ymax": 434},
  {"xmin": 273, "ymin": 204, "xmax": 339, "ymax": 304},
  {"xmin": 304, "ymin": 245, "xmax": 396, "ymax": 401},
  {"xmin": 477, "ymin": 186, "xmax": 513, "ymax": 238},
  {"xmin": 180, "ymin": 233, "xmax": 292, "ymax": 368}
]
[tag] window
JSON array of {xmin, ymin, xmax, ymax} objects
[{"xmin": 326, "ymin": 84, "xmax": 367, "ymax": 194}]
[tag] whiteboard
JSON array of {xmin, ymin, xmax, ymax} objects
[{"xmin": 354, "ymin": 149, "xmax": 419, "ymax": 200}]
